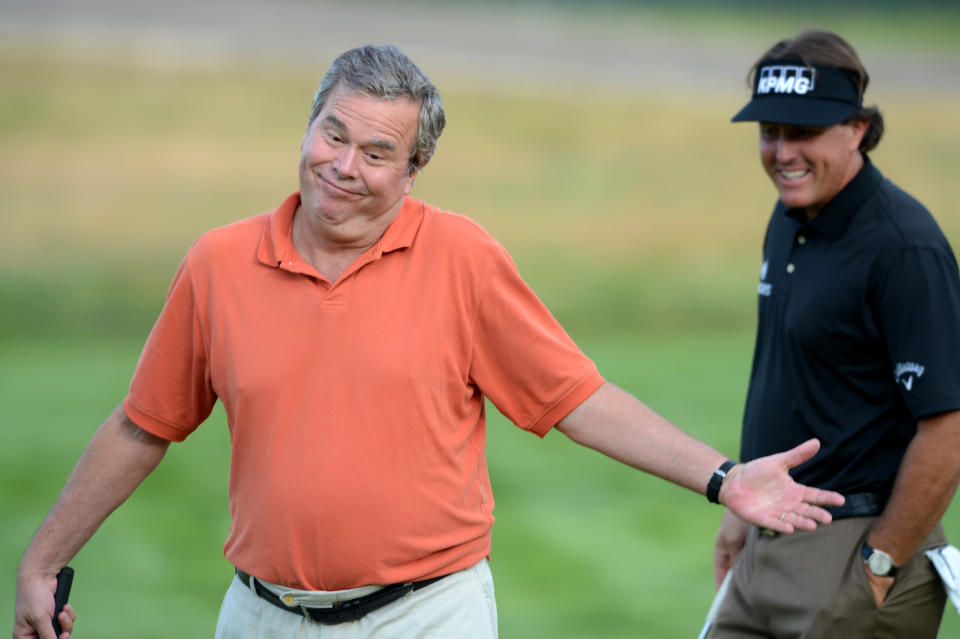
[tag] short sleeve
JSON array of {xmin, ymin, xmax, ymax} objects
[
  {"xmin": 123, "ymin": 249, "xmax": 217, "ymax": 441},
  {"xmin": 468, "ymin": 246, "xmax": 604, "ymax": 437},
  {"xmin": 876, "ymin": 246, "xmax": 960, "ymax": 419}
]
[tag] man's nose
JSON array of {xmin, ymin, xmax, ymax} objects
[
  {"xmin": 333, "ymin": 146, "xmax": 359, "ymax": 178},
  {"xmin": 775, "ymin": 135, "xmax": 799, "ymax": 163}
]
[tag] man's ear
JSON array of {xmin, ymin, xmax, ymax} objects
[
  {"xmin": 849, "ymin": 118, "xmax": 869, "ymax": 152},
  {"xmin": 404, "ymin": 167, "xmax": 420, "ymax": 195}
]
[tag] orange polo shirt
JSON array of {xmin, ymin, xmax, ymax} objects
[{"xmin": 124, "ymin": 192, "xmax": 604, "ymax": 590}]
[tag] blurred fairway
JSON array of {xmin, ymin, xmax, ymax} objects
[{"xmin": 3, "ymin": 7, "xmax": 960, "ymax": 637}]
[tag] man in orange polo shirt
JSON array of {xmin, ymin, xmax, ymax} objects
[{"xmin": 14, "ymin": 45, "xmax": 844, "ymax": 639}]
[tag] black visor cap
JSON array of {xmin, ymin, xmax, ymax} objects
[{"xmin": 732, "ymin": 60, "xmax": 862, "ymax": 127}]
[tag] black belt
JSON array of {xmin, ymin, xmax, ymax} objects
[
  {"xmin": 825, "ymin": 491, "xmax": 887, "ymax": 520},
  {"xmin": 235, "ymin": 568, "xmax": 447, "ymax": 625},
  {"xmin": 760, "ymin": 491, "xmax": 887, "ymax": 537}
]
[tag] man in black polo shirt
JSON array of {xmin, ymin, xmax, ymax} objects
[{"xmin": 709, "ymin": 30, "xmax": 960, "ymax": 638}]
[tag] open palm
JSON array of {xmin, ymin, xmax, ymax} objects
[{"xmin": 720, "ymin": 439, "xmax": 845, "ymax": 533}]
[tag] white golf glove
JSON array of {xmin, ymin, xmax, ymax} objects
[{"xmin": 926, "ymin": 544, "xmax": 960, "ymax": 615}]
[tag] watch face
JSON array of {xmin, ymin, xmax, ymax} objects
[{"xmin": 868, "ymin": 551, "xmax": 893, "ymax": 576}]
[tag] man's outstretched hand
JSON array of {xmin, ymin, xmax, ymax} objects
[{"xmin": 719, "ymin": 438, "xmax": 845, "ymax": 533}]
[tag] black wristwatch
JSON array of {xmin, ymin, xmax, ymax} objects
[
  {"xmin": 706, "ymin": 460, "xmax": 738, "ymax": 504},
  {"xmin": 861, "ymin": 542, "xmax": 899, "ymax": 577}
]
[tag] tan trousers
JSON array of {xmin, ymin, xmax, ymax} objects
[
  {"xmin": 709, "ymin": 517, "xmax": 947, "ymax": 639},
  {"xmin": 214, "ymin": 559, "xmax": 497, "ymax": 639}
]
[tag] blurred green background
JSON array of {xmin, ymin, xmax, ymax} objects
[{"xmin": 3, "ymin": 1, "xmax": 959, "ymax": 637}]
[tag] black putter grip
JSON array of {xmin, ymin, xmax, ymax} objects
[{"xmin": 51, "ymin": 567, "xmax": 74, "ymax": 636}]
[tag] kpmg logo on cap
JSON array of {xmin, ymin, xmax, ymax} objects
[{"xmin": 757, "ymin": 65, "xmax": 816, "ymax": 96}]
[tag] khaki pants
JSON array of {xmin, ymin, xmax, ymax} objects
[
  {"xmin": 709, "ymin": 518, "xmax": 947, "ymax": 639},
  {"xmin": 214, "ymin": 559, "xmax": 497, "ymax": 639}
]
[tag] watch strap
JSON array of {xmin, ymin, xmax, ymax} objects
[{"xmin": 706, "ymin": 460, "xmax": 738, "ymax": 504}]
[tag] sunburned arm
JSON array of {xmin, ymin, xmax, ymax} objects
[
  {"xmin": 868, "ymin": 409, "xmax": 960, "ymax": 562},
  {"xmin": 555, "ymin": 382, "xmax": 843, "ymax": 532},
  {"xmin": 14, "ymin": 405, "xmax": 170, "ymax": 639},
  {"xmin": 863, "ymin": 409, "xmax": 960, "ymax": 603}
]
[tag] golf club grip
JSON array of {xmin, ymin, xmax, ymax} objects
[{"xmin": 51, "ymin": 567, "xmax": 74, "ymax": 636}]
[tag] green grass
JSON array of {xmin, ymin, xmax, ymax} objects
[
  {"xmin": 432, "ymin": 0, "xmax": 960, "ymax": 54},
  {"xmin": 2, "ymin": 48, "xmax": 957, "ymax": 339},
  {"xmin": 4, "ymin": 334, "xmax": 960, "ymax": 637}
]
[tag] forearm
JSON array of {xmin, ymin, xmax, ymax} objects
[
  {"xmin": 713, "ymin": 508, "xmax": 752, "ymax": 588},
  {"xmin": 555, "ymin": 382, "xmax": 727, "ymax": 494},
  {"xmin": 18, "ymin": 405, "xmax": 170, "ymax": 578},
  {"xmin": 868, "ymin": 409, "xmax": 960, "ymax": 565},
  {"xmin": 556, "ymin": 382, "xmax": 843, "ymax": 533}
]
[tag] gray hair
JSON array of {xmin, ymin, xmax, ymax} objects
[{"xmin": 309, "ymin": 45, "xmax": 446, "ymax": 175}]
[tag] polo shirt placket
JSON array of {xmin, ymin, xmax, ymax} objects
[{"xmin": 257, "ymin": 195, "xmax": 413, "ymax": 314}]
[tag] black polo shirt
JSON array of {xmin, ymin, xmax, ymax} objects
[{"xmin": 741, "ymin": 157, "xmax": 960, "ymax": 496}]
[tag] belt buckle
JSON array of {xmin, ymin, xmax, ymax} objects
[
  {"xmin": 300, "ymin": 601, "xmax": 334, "ymax": 616},
  {"xmin": 301, "ymin": 603, "xmax": 331, "ymax": 624},
  {"xmin": 302, "ymin": 596, "xmax": 360, "ymax": 624}
]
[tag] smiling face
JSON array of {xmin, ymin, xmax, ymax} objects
[
  {"xmin": 759, "ymin": 119, "xmax": 868, "ymax": 219},
  {"xmin": 297, "ymin": 82, "xmax": 421, "ymax": 245}
]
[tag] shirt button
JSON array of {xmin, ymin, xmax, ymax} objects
[
  {"xmin": 786, "ymin": 263, "xmax": 795, "ymax": 274},
  {"xmin": 797, "ymin": 235, "xmax": 806, "ymax": 245}
]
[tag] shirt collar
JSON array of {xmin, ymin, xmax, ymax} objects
[
  {"xmin": 378, "ymin": 196, "xmax": 424, "ymax": 254},
  {"xmin": 256, "ymin": 191, "xmax": 301, "ymax": 270},
  {"xmin": 782, "ymin": 155, "xmax": 883, "ymax": 239},
  {"xmin": 257, "ymin": 192, "xmax": 424, "ymax": 272}
]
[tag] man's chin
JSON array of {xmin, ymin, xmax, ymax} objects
[{"xmin": 777, "ymin": 189, "xmax": 815, "ymax": 211}]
